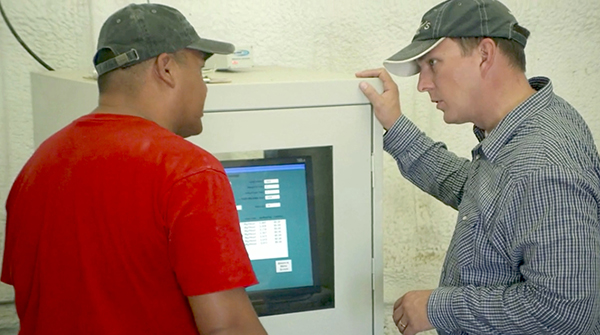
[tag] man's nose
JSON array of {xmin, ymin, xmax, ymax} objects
[{"xmin": 417, "ymin": 72, "xmax": 434, "ymax": 92}]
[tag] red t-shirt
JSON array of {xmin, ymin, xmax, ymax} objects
[{"xmin": 1, "ymin": 114, "xmax": 257, "ymax": 334}]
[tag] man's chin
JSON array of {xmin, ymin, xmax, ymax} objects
[
  {"xmin": 178, "ymin": 124, "xmax": 203, "ymax": 138},
  {"xmin": 442, "ymin": 113, "xmax": 458, "ymax": 125},
  {"xmin": 442, "ymin": 116, "xmax": 470, "ymax": 126}
]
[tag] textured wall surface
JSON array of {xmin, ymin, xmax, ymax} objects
[{"xmin": 0, "ymin": 0, "xmax": 599, "ymax": 334}]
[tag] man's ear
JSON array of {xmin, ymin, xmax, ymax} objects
[
  {"xmin": 478, "ymin": 38, "xmax": 497, "ymax": 77},
  {"xmin": 153, "ymin": 53, "xmax": 178, "ymax": 88}
]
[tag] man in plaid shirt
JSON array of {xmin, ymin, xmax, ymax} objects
[{"xmin": 357, "ymin": 0, "xmax": 600, "ymax": 334}]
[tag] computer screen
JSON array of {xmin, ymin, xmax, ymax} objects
[{"xmin": 222, "ymin": 156, "xmax": 321, "ymax": 311}]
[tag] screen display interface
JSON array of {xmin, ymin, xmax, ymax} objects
[{"xmin": 223, "ymin": 158, "xmax": 315, "ymax": 292}]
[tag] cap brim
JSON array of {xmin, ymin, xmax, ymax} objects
[
  {"xmin": 383, "ymin": 38, "xmax": 445, "ymax": 77},
  {"xmin": 188, "ymin": 38, "xmax": 235, "ymax": 57}
]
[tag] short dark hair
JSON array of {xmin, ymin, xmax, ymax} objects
[{"xmin": 454, "ymin": 37, "xmax": 527, "ymax": 72}]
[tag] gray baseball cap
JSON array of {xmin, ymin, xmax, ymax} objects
[
  {"xmin": 94, "ymin": 3, "xmax": 235, "ymax": 76},
  {"xmin": 384, "ymin": 0, "xmax": 530, "ymax": 77}
]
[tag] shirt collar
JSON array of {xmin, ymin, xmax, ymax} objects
[{"xmin": 471, "ymin": 77, "xmax": 553, "ymax": 161}]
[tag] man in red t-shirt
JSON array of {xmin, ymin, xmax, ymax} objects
[{"xmin": 1, "ymin": 4, "xmax": 266, "ymax": 335}]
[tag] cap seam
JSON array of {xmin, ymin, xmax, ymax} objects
[
  {"xmin": 140, "ymin": 9, "xmax": 156, "ymax": 59},
  {"xmin": 483, "ymin": 0, "xmax": 490, "ymax": 36},
  {"xmin": 435, "ymin": 2, "xmax": 451, "ymax": 37},
  {"xmin": 475, "ymin": 0, "xmax": 486, "ymax": 36}
]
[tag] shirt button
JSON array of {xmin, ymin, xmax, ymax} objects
[
  {"xmin": 475, "ymin": 155, "xmax": 480, "ymax": 160},
  {"xmin": 462, "ymin": 216, "xmax": 468, "ymax": 221}
]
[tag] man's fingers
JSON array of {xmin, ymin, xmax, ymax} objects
[
  {"xmin": 379, "ymin": 71, "xmax": 399, "ymax": 94},
  {"xmin": 356, "ymin": 68, "xmax": 397, "ymax": 91},
  {"xmin": 355, "ymin": 68, "xmax": 384, "ymax": 78},
  {"xmin": 359, "ymin": 81, "xmax": 382, "ymax": 105},
  {"xmin": 357, "ymin": 67, "xmax": 401, "ymax": 130},
  {"xmin": 393, "ymin": 294, "xmax": 404, "ymax": 310}
]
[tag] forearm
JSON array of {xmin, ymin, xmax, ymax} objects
[
  {"xmin": 428, "ymin": 279, "xmax": 600, "ymax": 334},
  {"xmin": 384, "ymin": 115, "xmax": 469, "ymax": 209},
  {"xmin": 200, "ymin": 323, "xmax": 267, "ymax": 335},
  {"xmin": 188, "ymin": 288, "xmax": 267, "ymax": 335}
]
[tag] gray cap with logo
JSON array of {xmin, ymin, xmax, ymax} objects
[
  {"xmin": 94, "ymin": 3, "xmax": 235, "ymax": 76},
  {"xmin": 384, "ymin": 0, "xmax": 530, "ymax": 77}
]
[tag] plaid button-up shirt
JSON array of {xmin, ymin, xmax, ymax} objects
[{"xmin": 384, "ymin": 77, "xmax": 600, "ymax": 334}]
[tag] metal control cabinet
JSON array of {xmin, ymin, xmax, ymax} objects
[{"xmin": 31, "ymin": 67, "xmax": 384, "ymax": 335}]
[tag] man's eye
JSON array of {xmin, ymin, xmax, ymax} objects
[{"xmin": 428, "ymin": 59, "xmax": 437, "ymax": 67}]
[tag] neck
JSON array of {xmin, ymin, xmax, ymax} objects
[
  {"xmin": 477, "ymin": 71, "xmax": 536, "ymax": 132},
  {"xmin": 94, "ymin": 90, "xmax": 172, "ymax": 131},
  {"xmin": 95, "ymin": 95, "xmax": 146, "ymax": 118}
]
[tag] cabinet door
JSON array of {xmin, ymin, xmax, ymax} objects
[{"xmin": 188, "ymin": 105, "xmax": 375, "ymax": 335}]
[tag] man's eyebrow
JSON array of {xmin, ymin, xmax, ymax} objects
[{"xmin": 416, "ymin": 55, "xmax": 429, "ymax": 65}]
